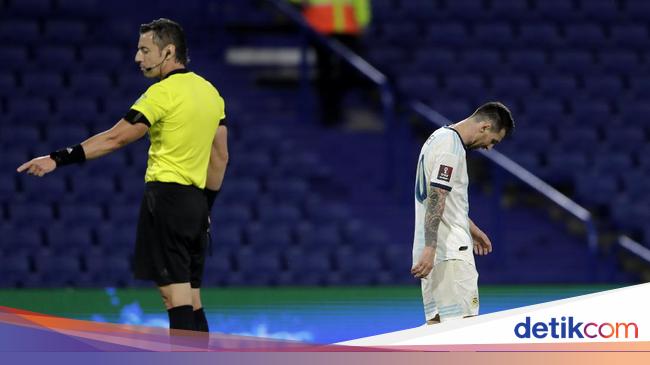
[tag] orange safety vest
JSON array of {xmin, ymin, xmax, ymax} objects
[{"xmin": 302, "ymin": 0, "xmax": 366, "ymax": 35}]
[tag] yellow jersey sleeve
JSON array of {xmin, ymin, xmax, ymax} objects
[{"xmin": 130, "ymin": 82, "xmax": 171, "ymax": 126}]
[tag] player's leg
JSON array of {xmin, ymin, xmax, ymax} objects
[
  {"xmin": 421, "ymin": 266, "xmax": 440, "ymax": 325},
  {"xmin": 432, "ymin": 260, "xmax": 479, "ymax": 322}
]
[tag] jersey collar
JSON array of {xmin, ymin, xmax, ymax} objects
[
  {"xmin": 444, "ymin": 126, "xmax": 468, "ymax": 151},
  {"xmin": 162, "ymin": 68, "xmax": 190, "ymax": 80}
]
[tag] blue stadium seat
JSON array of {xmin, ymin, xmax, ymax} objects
[
  {"xmin": 228, "ymin": 152, "xmax": 273, "ymax": 179},
  {"xmin": 443, "ymin": 74, "xmax": 484, "ymax": 97},
  {"xmin": 445, "ymin": 0, "xmax": 486, "ymax": 19},
  {"xmin": 582, "ymin": 76, "xmax": 624, "ymax": 98},
  {"xmin": 525, "ymin": 99, "xmax": 565, "ymax": 124},
  {"xmin": 552, "ymin": 51, "xmax": 597, "ymax": 74},
  {"xmin": 544, "ymin": 150, "xmax": 589, "ymax": 183},
  {"xmin": 0, "ymin": 226, "xmax": 43, "ymax": 254},
  {"xmin": 244, "ymin": 223, "xmax": 293, "ymax": 249},
  {"xmin": 0, "ymin": 126, "xmax": 41, "ymax": 147},
  {"xmin": 564, "ymin": 23, "xmax": 606, "ymax": 48},
  {"xmin": 0, "ymin": 46, "xmax": 28, "ymax": 72},
  {"xmin": 507, "ymin": 49, "xmax": 548, "ymax": 72},
  {"xmin": 490, "ymin": 75, "xmax": 532, "ymax": 98},
  {"xmin": 284, "ymin": 248, "xmax": 331, "ymax": 282},
  {"xmin": 81, "ymin": 46, "xmax": 125, "ymax": 72},
  {"xmin": 412, "ymin": 49, "xmax": 456, "ymax": 73},
  {"xmin": 572, "ymin": 101, "xmax": 612, "ymax": 126},
  {"xmin": 458, "ymin": 49, "xmax": 502, "ymax": 73},
  {"xmin": 379, "ymin": 22, "xmax": 419, "ymax": 44},
  {"xmin": 533, "ymin": 0, "xmax": 578, "ymax": 20},
  {"xmin": 624, "ymin": 0, "xmax": 650, "ymax": 20},
  {"xmin": 578, "ymin": 0, "xmax": 621, "ymax": 19},
  {"xmin": 0, "ymin": 150, "xmax": 29, "ymax": 175},
  {"xmin": 396, "ymin": 75, "xmax": 438, "ymax": 100},
  {"xmin": 212, "ymin": 203, "xmax": 252, "ymax": 226},
  {"xmin": 305, "ymin": 201, "xmax": 350, "ymax": 224},
  {"xmin": 57, "ymin": 0, "xmax": 103, "ymax": 17},
  {"xmin": 32, "ymin": 46, "xmax": 76, "ymax": 71},
  {"xmin": 203, "ymin": 251, "xmax": 232, "ymax": 285},
  {"xmin": 609, "ymin": 24, "xmax": 648, "ymax": 49},
  {"xmin": 598, "ymin": 50, "xmax": 641, "ymax": 75},
  {"xmin": 95, "ymin": 222, "xmax": 135, "ymax": 253},
  {"xmin": 219, "ymin": 177, "xmax": 260, "ymax": 204},
  {"xmin": 510, "ymin": 127, "xmax": 552, "ymax": 152},
  {"xmin": 212, "ymin": 224, "xmax": 244, "ymax": 250},
  {"xmin": 296, "ymin": 223, "xmax": 342, "ymax": 250},
  {"xmin": 83, "ymin": 152, "xmax": 128, "ymax": 174},
  {"xmin": 428, "ymin": 99, "xmax": 472, "ymax": 122},
  {"xmin": 108, "ymin": 203, "xmax": 139, "ymax": 226},
  {"xmin": 46, "ymin": 126, "xmax": 89, "ymax": 149},
  {"xmin": 46, "ymin": 225, "xmax": 93, "ymax": 254},
  {"xmin": 557, "ymin": 128, "xmax": 600, "ymax": 152},
  {"xmin": 265, "ymin": 178, "xmax": 310, "ymax": 203},
  {"xmin": 18, "ymin": 175, "xmax": 67, "ymax": 203},
  {"xmin": 6, "ymin": 97, "xmax": 51, "ymax": 125},
  {"xmin": 604, "ymin": 127, "xmax": 647, "ymax": 153},
  {"xmin": 0, "ymin": 253, "xmax": 31, "ymax": 287},
  {"xmin": 591, "ymin": 152, "xmax": 634, "ymax": 175},
  {"xmin": 537, "ymin": 74, "xmax": 579, "ymax": 99},
  {"xmin": 473, "ymin": 23, "xmax": 514, "ymax": 48},
  {"xmin": 0, "ymin": 20, "xmax": 40, "ymax": 44},
  {"xmin": 4, "ymin": 0, "xmax": 54, "ymax": 17},
  {"xmin": 116, "ymin": 73, "xmax": 153, "ymax": 95},
  {"xmin": 43, "ymin": 20, "xmax": 86, "ymax": 44},
  {"xmin": 54, "ymin": 97, "xmax": 100, "ymax": 123},
  {"xmin": 58, "ymin": 203, "xmax": 104, "ymax": 227},
  {"xmin": 575, "ymin": 173, "xmax": 620, "ymax": 206},
  {"xmin": 518, "ymin": 24, "xmax": 563, "ymax": 48},
  {"xmin": 69, "ymin": 73, "xmax": 113, "ymax": 97},
  {"xmin": 620, "ymin": 170, "xmax": 650, "ymax": 200},
  {"xmin": 83, "ymin": 253, "xmax": 131, "ymax": 286},
  {"xmin": 20, "ymin": 71, "xmax": 65, "ymax": 97},
  {"xmin": 628, "ymin": 76, "xmax": 650, "ymax": 98},
  {"xmin": 426, "ymin": 23, "xmax": 470, "ymax": 48},
  {"xmin": 488, "ymin": 0, "xmax": 531, "ymax": 19}
]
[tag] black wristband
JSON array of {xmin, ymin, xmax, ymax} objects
[
  {"xmin": 49, "ymin": 144, "xmax": 86, "ymax": 167},
  {"xmin": 205, "ymin": 188, "xmax": 220, "ymax": 211}
]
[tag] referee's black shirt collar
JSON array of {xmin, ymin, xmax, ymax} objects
[{"xmin": 162, "ymin": 68, "xmax": 190, "ymax": 80}]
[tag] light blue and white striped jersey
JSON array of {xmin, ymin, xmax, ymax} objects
[{"xmin": 412, "ymin": 127, "xmax": 474, "ymax": 267}]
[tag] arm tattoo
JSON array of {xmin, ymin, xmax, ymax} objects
[{"xmin": 424, "ymin": 188, "xmax": 449, "ymax": 249}]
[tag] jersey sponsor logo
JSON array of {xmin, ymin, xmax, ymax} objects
[{"xmin": 437, "ymin": 165, "xmax": 453, "ymax": 182}]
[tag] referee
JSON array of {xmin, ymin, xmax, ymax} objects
[{"xmin": 17, "ymin": 18, "xmax": 228, "ymax": 333}]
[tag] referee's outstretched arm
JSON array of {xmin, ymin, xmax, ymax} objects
[{"xmin": 17, "ymin": 119, "xmax": 148, "ymax": 177}]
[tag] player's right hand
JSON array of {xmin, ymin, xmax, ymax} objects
[
  {"xmin": 411, "ymin": 246, "xmax": 435, "ymax": 279},
  {"xmin": 17, "ymin": 156, "xmax": 57, "ymax": 177}
]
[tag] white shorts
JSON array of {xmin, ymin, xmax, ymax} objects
[{"xmin": 420, "ymin": 259, "xmax": 479, "ymax": 322}]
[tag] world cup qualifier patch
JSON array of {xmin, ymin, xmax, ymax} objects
[{"xmin": 437, "ymin": 165, "xmax": 453, "ymax": 182}]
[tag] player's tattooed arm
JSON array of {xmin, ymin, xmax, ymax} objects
[
  {"xmin": 424, "ymin": 187, "xmax": 449, "ymax": 249},
  {"xmin": 412, "ymin": 187, "xmax": 449, "ymax": 279}
]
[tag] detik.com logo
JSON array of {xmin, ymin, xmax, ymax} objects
[{"xmin": 514, "ymin": 316, "xmax": 638, "ymax": 339}]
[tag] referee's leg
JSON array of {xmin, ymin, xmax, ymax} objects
[
  {"xmin": 159, "ymin": 283, "xmax": 194, "ymax": 331},
  {"xmin": 192, "ymin": 288, "xmax": 209, "ymax": 332}
]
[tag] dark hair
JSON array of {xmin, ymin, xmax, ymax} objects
[
  {"xmin": 471, "ymin": 101, "xmax": 515, "ymax": 136},
  {"xmin": 139, "ymin": 18, "xmax": 189, "ymax": 65}
]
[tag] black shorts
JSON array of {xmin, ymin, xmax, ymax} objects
[{"xmin": 132, "ymin": 181, "xmax": 209, "ymax": 288}]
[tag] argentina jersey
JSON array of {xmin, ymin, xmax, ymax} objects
[{"xmin": 412, "ymin": 127, "xmax": 474, "ymax": 267}]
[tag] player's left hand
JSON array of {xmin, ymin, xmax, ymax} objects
[
  {"xmin": 17, "ymin": 156, "xmax": 57, "ymax": 177},
  {"xmin": 472, "ymin": 228, "xmax": 492, "ymax": 256}
]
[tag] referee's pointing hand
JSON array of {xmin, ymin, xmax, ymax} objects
[{"xmin": 17, "ymin": 156, "xmax": 57, "ymax": 177}]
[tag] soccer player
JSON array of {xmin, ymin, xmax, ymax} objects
[
  {"xmin": 410, "ymin": 102, "xmax": 514, "ymax": 324},
  {"xmin": 17, "ymin": 18, "xmax": 228, "ymax": 333}
]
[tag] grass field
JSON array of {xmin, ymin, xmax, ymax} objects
[{"xmin": 0, "ymin": 285, "xmax": 620, "ymax": 343}]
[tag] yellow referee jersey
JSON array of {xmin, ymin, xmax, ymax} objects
[{"xmin": 130, "ymin": 69, "xmax": 225, "ymax": 189}]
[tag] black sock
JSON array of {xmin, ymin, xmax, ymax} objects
[
  {"xmin": 193, "ymin": 308, "xmax": 209, "ymax": 332},
  {"xmin": 167, "ymin": 305, "xmax": 195, "ymax": 331}
]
